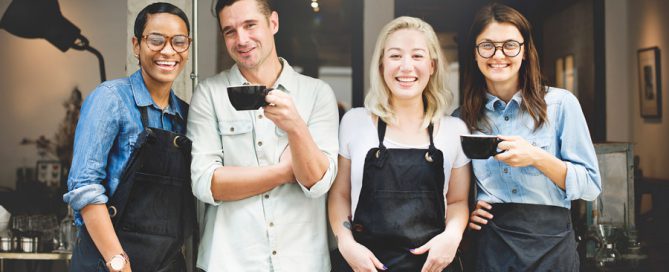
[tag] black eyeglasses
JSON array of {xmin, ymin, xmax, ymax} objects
[
  {"xmin": 475, "ymin": 40, "xmax": 524, "ymax": 58},
  {"xmin": 142, "ymin": 33, "xmax": 191, "ymax": 53}
]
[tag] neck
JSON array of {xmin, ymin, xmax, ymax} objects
[
  {"xmin": 239, "ymin": 56, "xmax": 283, "ymax": 87},
  {"xmin": 390, "ymin": 96, "xmax": 425, "ymax": 127},
  {"xmin": 143, "ymin": 76, "xmax": 172, "ymax": 109},
  {"xmin": 486, "ymin": 77, "xmax": 519, "ymax": 103}
]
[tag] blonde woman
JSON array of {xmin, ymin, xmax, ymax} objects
[{"xmin": 328, "ymin": 16, "xmax": 470, "ymax": 272}]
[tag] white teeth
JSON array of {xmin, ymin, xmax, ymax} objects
[
  {"xmin": 156, "ymin": 61, "xmax": 176, "ymax": 66},
  {"xmin": 489, "ymin": 63, "xmax": 508, "ymax": 68},
  {"xmin": 396, "ymin": 77, "xmax": 417, "ymax": 82}
]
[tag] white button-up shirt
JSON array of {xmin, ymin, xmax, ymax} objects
[{"xmin": 187, "ymin": 59, "xmax": 339, "ymax": 272}]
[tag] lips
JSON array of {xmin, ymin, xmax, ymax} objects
[{"xmin": 154, "ymin": 60, "xmax": 178, "ymax": 71}]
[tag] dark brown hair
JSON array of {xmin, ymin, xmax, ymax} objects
[
  {"xmin": 215, "ymin": 0, "xmax": 272, "ymax": 19},
  {"xmin": 461, "ymin": 3, "xmax": 547, "ymax": 133}
]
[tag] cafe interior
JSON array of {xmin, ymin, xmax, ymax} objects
[{"xmin": 0, "ymin": 0, "xmax": 668, "ymax": 271}]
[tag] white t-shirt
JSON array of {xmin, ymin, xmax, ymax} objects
[{"xmin": 339, "ymin": 108, "xmax": 470, "ymax": 218}]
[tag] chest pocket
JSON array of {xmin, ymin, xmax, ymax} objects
[
  {"xmin": 218, "ymin": 120, "xmax": 253, "ymax": 158},
  {"xmin": 520, "ymin": 137, "xmax": 552, "ymax": 176}
]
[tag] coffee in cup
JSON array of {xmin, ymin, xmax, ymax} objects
[
  {"xmin": 227, "ymin": 85, "xmax": 273, "ymax": 111},
  {"xmin": 461, "ymin": 135, "xmax": 504, "ymax": 159}
]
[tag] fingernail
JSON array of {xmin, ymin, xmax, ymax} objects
[
  {"xmin": 409, "ymin": 248, "xmax": 415, "ymax": 253},
  {"xmin": 383, "ymin": 265, "xmax": 388, "ymax": 270}
]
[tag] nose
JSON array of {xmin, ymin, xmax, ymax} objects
[
  {"xmin": 160, "ymin": 39, "xmax": 177, "ymax": 54},
  {"xmin": 492, "ymin": 46, "xmax": 505, "ymax": 59},
  {"xmin": 400, "ymin": 57, "xmax": 412, "ymax": 71},
  {"xmin": 237, "ymin": 29, "xmax": 251, "ymax": 46}
]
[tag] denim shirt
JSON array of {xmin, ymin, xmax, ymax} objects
[
  {"xmin": 63, "ymin": 70, "xmax": 188, "ymax": 227},
  {"xmin": 472, "ymin": 87, "xmax": 601, "ymax": 208}
]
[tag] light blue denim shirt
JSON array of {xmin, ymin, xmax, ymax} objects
[
  {"xmin": 63, "ymin": 70, "xmax": 188, "ymax": 227},
  {"xmin": 472, "ymin": 87, "xmax": 601, "ymax": 208}
]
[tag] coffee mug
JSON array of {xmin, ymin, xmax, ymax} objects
[
  {"xmin": 227, "ymin": 85, "xmax": 273, "ymax": 111},
  {"xmin": 460, "ymin": 135, "xmax": 504, "ymax": 159}
]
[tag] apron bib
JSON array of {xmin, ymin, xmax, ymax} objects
[
  {"xmin": 71, "ymin": 107, "xmax": 194, "ymax": 272},
  {"xmin": 332, "ymin": 119, "xmax": 460, "ymax": 272}
]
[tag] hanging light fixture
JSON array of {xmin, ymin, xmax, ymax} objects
[{"xmin": 0, "ymin": 0, "xmax": 106, "ymax": 82}]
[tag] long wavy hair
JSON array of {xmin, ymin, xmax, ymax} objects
[
  {"xmin": 364, "ymin": 16, "xmax": 452, "ymax": 128},
  {"xmin": 460, "ymin": 3, "xmax": 547, "ymax": 133}
]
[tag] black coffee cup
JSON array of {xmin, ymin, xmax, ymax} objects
[
  {"xmin": 227, "ymin": 85, "xmax": 273, "ymax": 111},
  {"xmin": 461, "ymin": 135, "xmax": 504, "ymax": 159}
]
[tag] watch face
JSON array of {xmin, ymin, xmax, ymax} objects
[{"xmin": 110, "ymin": 256, "xmax": 125, "ymax": 270}]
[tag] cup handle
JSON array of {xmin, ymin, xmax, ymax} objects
[
  {"xmin": 262, "ymin": 88, "xmax": 273, "ymax": 106},
  {"xmin": 493, "ymin": 138, "xmax": 506, "ymax": 156}
]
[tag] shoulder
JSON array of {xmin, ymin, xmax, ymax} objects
[
  {"xmin": 340, "ymin": 108, "xmax": 371, "ymax": 128},
  {"xmin": 544, "ymin": 87, "xmax": 579, "ymax": 105},
  {"xmin": 438, "ymin": 115, "xmax": 469, "ymax": 136},
  {"xmin": 293, "ymin": 72, "xmax": 334, "ymax": 93},
  {"xmin": 197, "ymin": 70, "xmax": 233, "ymax": 90},
  {"xmin": 85, "ymin": 78, "xmax": 131, "ymax": 105}
]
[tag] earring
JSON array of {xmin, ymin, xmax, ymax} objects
[{"xmin": 134, "ymin": 54, "xmax": 139, "ymax": 58}]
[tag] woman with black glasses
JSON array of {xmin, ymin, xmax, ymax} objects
[
  {"xmin": 64, "ymin": 3, "xmax": 194, "ymax": 271},
  {"xmin": 459, "ymin": 3, "xmax": 601, "ymax": 271}
]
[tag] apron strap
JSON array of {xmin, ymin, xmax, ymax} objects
[
  {"xmin": 139, "ymin": 106, "xmax": 149, "ymax": 129},
  {"xmin": 377, "ymin": 117, "xmax": 387, "ymax": 149},
  {"xmin": 427, "ymin": 122, "xmax": 436, "ymax": 151}
]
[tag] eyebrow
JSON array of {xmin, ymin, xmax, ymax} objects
[{"xmin": 386, "ymin": 47, "xmax": 428, "ymax": 52}]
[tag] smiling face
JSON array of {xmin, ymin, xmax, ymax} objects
[
  {"xmin": 382, "ymin": 29, "xmax": 435, "ymax": 104},
  {"xmin": 219, "ymin": 0, "xmax": 278, "ymax": 72},
  {"xmin": 475, "ymin": 22, "xmax": 524, "ymax": 90},
  {"xmin": 132, "ymin": 12, "xmax": 189, "ymax": 88}
]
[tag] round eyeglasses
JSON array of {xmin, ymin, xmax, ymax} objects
[
  {"xmin": 475, "ymin": 40, "xmax": 524, "ymax": 58},
  {"xmin": 142, "ymin": 33, "xmax": 191, "ymax": 53}
]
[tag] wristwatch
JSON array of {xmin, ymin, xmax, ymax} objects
[{"xmin": 107, "ymin": 252, "xmax": 129, "ymax": 272}]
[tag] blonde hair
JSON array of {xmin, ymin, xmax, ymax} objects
[{"xmin": 364, "ymin": 16, "xmax": 452, "ymax": 128}]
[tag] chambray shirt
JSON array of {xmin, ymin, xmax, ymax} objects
[
  {"xmin": 63, "ymin": 70, "xmax": 188, "ymax": 227},
  {"xmin": 187, "ymin": 59, "xmax": 339, "ymax": 272},
  {"xmin": 472, "ymin": 87, "xmax": 601, "ymax": 208}
]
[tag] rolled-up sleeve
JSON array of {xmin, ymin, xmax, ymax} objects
[
  {"xmin": 63, "ymin": 86, "xmax": 120, "ymax": 212},
  {"xmin": 296, "ymin": 82, "xmax": 339, "ymax": 198},
  {"xmin": 187, "ymin": 81, "xmax": 224, "ymax": 205},
  {"xmin": 558, "ymin": 93, "xmax": 602, "ymax": 201}
]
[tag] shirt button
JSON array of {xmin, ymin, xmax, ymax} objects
[
  {"xmin": 229, "ymin": 127, "xmax": 235, "ymax": 132},
  {"xmin": 258, "ymin": 141, "xmax": 263, "ymax": 146},
  {"xmin": 264, "ymin": 194, "xmax": 269, "ymax": 199},
  {"xmin": 269, "ymin": 222, "xmax": 274, "ymax": 227},
  {"xmin": 503, "ymin": 168, "xmax": 508, "ymax": 174},
  {"xmin": 504, "ymin": 116, "xmax": 510, "ymax": 121},
  {"xmin": 512, "ymin": 189, "xmax": 518, "ymax": 194},
  {"xmin": 272, "ymin": 250, "xmax": 277, "ymax": 255},
  {"xmin": 258, "ymin": 114, "xmax": 263, "ymax": 119}
]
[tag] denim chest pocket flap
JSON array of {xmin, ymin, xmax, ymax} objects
[
  {"xmin": 218, "ymin": 120, "xmax": 253, "ymax": 135},
  {"xmin": 521, "ymin": 137, "xmax": 552, "ymax": 176}
]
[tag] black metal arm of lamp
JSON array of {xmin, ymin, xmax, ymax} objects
[{"xmin": 0, "ymin": 0, "xmax": 106, "ymax": 82}]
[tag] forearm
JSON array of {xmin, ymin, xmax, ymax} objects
[
  {"xmin": 534, "ymin": 149, "xmax": 567, "ymax": 190},
  {"xmin": 328, "ymin": 191, "xmax": 355, "ymax": 245},
  {"xmin": 211, "ymin": 164, "xmax": 292, "ymax": 201},
  {"xmin": 81, "ymin": 204, "xmax": 124, "ymax": 262},
  {"xmin": 287, "ymin": 122, "xmax": 329, "ymax": 188},
  {"xmin": 443, "ymin": 200, "xmax": 469, "ymax": 239}
]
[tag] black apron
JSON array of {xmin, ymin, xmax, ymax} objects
[
  {"xmin": 474, "ymin": 203, "xmax": 579, "ymax": 272},
  {"xmin": 332, "ymin": 119, "xmax": 460, "ymax": 272},
  {"xmin": 71, "ymin": 107, "xmax": 194, "ymax": 272}
]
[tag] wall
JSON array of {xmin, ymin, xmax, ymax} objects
[
  {"xmin": 0, "ymin": 0, "xmax": 219, "ymax": 190},
  {"xmin": 0, "ymin": 0, "xmax": 127, "ymax": 189},
  {"xmin": 605, "ymin": 0, "xmax": 631, "ymax": 142},
  {"xmin": 627, "ymin": 0, "xmax": 669, "ymax": 179}
]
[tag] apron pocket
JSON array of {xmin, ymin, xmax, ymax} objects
[
  {"xmin": 118, "ymin": 172, "xmax": 186, "ymax": 237},
  {"xmin": 370, "ymin": 190, "xmax": 444, "ymax": 248}
]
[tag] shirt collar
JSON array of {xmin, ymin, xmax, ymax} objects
[
  {"xmin": 229, "ymin": 57, "xmax": 296, "ymax": 93},
  {"xmin": 484, "ymin": 91, "xmax": 523, "ymax": 111},
  {"xmin": 129, "ymin": 70, "xmax": 185, "ymax": 120}
]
